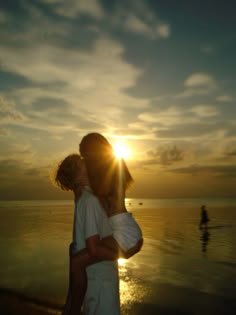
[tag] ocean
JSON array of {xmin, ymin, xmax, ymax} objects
[{"xmin": 0, "ymin": 198, "xmax": 236, "ymax": 314}]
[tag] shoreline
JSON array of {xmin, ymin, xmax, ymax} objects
[
  {"xmin": 0, "ymin": 288, "xmax": 62, "ymax": 315},
  {"xmin": 1, "ymin": 283, "xmax": 236, "ymax": 315}
]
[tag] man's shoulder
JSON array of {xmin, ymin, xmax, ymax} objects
[
  {"xmin": 82, "ymin": 187, "xmax": 97, "ymax": 200},
  {"xmin": 79, "ymin": 187, "xmax": 101, "ymax": 208}
]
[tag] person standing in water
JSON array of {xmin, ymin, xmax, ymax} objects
[{"xmin": 199, "ymin": 205, "xmax": 210, "ymax": 230}]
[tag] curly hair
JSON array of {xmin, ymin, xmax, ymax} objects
[{"xmin": 54, "ymin": 154, "xmax": 83, "ymax": 191}]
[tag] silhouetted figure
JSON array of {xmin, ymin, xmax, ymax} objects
[{"xmin": 199, "ymin": 205, "xmax": 210, "ymax": 230}]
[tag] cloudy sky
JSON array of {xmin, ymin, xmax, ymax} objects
[{"xmin": 1, "ymin": 0, "xmax": 236, "ymax": 200}]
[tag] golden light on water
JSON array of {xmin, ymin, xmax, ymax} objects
[
  {"xmin": 118, "ymin": 259, "xmax": 147, "ymax": 309},
  {"xmin": 118, "ymin": 258, "xmax": 127, "ymax": 266},
  {"xmin": 113, "ymin": 142, "xmax": 131, "ymax": 159}
]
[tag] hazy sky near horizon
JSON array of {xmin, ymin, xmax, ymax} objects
[{"xmin": 1, "ymin": 0, "xmax": 236, "ymax": 200}]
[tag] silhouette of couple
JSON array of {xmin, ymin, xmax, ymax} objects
[{"xmin": 52, "ymin": 133, "xmax": 143, "ymax": 315}]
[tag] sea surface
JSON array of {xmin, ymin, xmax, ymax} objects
[{"xmin": 0, "ymin": 198, "xmax": 236, "ymax": 314}]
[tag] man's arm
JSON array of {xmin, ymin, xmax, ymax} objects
[
  {"xmin": 71, "ymin": 234, "xmax": 143, "ymax": 271},
  {"xmin": 71, "ymin": 234, "xmax": 119, "ymax": 270}
]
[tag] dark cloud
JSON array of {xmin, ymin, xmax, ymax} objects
[
  {"xmin": 31, "ymin": 97, "xmax": 69, "ymax": 111},
  {"xmin": 156, "ymin": 122, "xmax": 226, "ymax": 139},
  {"xmin": 0, "ymin": 159, "xmax": 20, "ymax": 174},
  {"xmin": 225, "ymin": 149, "xmax": 236, "ymax": 157},
  {"xmin": 148, "ymin": 145, "xmax": 185, "ymax": 165},
  {"xmin": 0, "ymin": 71, "xmax": 33, "ymax": 92},
  {"xmin": 171, "ymin": 164, "xmax": 236, "ymax": 177},
  {"xmin": 0, "ymin": 159, "xmax": 45, "ymax": 178}
]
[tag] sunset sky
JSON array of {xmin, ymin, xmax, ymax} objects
[{"xmin": 1, "ymin": 0, "xmax": 236, "ymax": 200}]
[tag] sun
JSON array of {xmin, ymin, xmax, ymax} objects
[{"xmin": 113, "ymin": 142, "xmax": 131, "ymax": 159}]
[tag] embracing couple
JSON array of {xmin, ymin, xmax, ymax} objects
[{"xmin": 52, "ymin": 133, "xmax": 143, "ymax": 315}]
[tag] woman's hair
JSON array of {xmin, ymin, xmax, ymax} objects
[
  {"xmin": 53, "ymin": 154, "xmax": 82, "ymax": 191},
  {"xmin": 79, "ymin": 133, "xmax": 133, "ymax": 197}
]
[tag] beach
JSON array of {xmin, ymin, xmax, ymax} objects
[
  {"xmin": 0, "ymin": 288, "xmax": 61, "ymax": 315},
  {"xmin": 0, "ymin": 199, "xmax": 236, "ymax": 314},
  {"xmin": 1, "ymin": 282, "xmax": 236, "ymax": 315}
]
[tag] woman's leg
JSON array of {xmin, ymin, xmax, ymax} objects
[{"xmin": 70, "ymin": 252, "xmax": 89, "ymax": 315}]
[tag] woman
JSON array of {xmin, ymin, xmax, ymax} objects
[{"xmin": 79, "ymin": 133, "xmax": 142, "ymax": 252}]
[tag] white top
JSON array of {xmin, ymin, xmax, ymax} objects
[
  {"xmin": 71, "ymin": 186, "xmax": 120, "ymax": 315},
  {"xmin": 72, "ymin": 186, "xmax": 112, "ymax": 252},
  {"xmin": 71, "ymin": 186, "xmax": 117, "ymax": 271}
]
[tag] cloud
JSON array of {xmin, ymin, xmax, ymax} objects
[
  {"xmin": 156, "ymin": 122, "xmax": 227, "ymax": 140},
  {"xmin": 0, "ymin": 128, "xmax": 8, "ymax": 136},
  {"xmin": 216, "ymin": 95, "xmax": 234, "ymax": 102},
  {"xmin": 148, "ymin": 145, "xmax": 185, "ymax": 165},
  {"xmin": 41, "ymin": 0, "xmax": 104, "ymax": 19},
  {"xmin": 138, "ymin": 106, "xmax": 184, "ymax": 127},
  {"xmin": 184, "ymin": 73, "xmax": 215, "ymax": 88},
  {"xmin": 176, "ymin": 87, "xmax": 214, "ymax": 98},
  {"xmin": 1, "ymin": 35, "xmax": 142, "ymax": 92},
  {"xmin": 225, "ymin": 149, "xmax": 236, "ymax": 157},
  {"xmin": 0, "ymin": 141, "xmax": 36, "ymax": 163},
  {"xmin": 171, "ymin": 164, "xmax": 236, "ymax": 177},
  {"xmin": 1, "ymin": 16, "xmax": 152, "ymax": 139},
  {"xmin": 124, "ymin": 14, "xmax": 151, "ymax": 35},
  {"xmin": 137, "ymin": 104, "xmax": 231, "ymax": 146},
  {"xmin": 0, "ymin": 10, "xmax": 9, "ymax": 24},
  {"xmin": 138, "ymin": 104, "xmax": 220, "ymax": 129},
  {"xmin": 0, "ymin": 158, "xmax": 49, "ymax": 197},
  {"xmin": 0, "ymin": 159, "xmax": 21, "ymax": 176},
  {"xmin": 155, "ymin": 23, "xmax": 170, "ymax": 38},
  {"xmin": 128, "ymin": 0, "xmax": 170, "ymax": 39},
  {"xmin": 123, "ymin": 14, "xmax": 170, "ymax": 39},
  {"xmin": 0, "ymin": 95, "xmax": 25, "ymax": 124},
  {"xmin": 39, "ymin": 0, "xmax": 170, "ymax": 40},
  {"xmin": 190, "ymin": 105, "xmax": 219, "ymax": 117}
]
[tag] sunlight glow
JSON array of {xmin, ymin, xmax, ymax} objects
[
  {"xmin": 118, "ymin": 258, "xmax": 127, "ymax": 266},
  {"xmin": 113, "ymin": 142, "xmax": 131, "ymax": 159}
]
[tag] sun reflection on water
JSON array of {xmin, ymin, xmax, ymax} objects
[
  {"xmin": 118, "ymin": 258, "xmax": 127, "ymax": 266},
  {"xmin": 118, "ymin": 258, "xmax": 148, "ymax": 311}
]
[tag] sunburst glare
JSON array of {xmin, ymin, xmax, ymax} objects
[
  {"xmin": 118, "ymin": 258, "xmax": 127, "ymax": 266},
  {"xmin": 113, "ymin": 142, "xmax": 131, "ymax": 159}
]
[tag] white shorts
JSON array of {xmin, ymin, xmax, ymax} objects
[{"xmin": 109, "ymin": 212, "xmax": 142, "ymax": 252}]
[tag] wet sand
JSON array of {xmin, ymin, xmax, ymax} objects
[
  {"xmin": 1, "ymin": 283, "xmax": 236, "ymax": 315},
  {"xmin": 0, "ymin": 288, "xmax": 61, "ymax": 315}
]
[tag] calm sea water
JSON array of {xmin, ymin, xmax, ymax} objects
[{"xmin": 0, "ymin": 198, "xmax": 236, "ymax": 313}]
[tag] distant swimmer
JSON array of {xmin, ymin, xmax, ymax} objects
[{"xmin": 199, "ymin": 205, "xmax": 210, "ymax": 230}]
